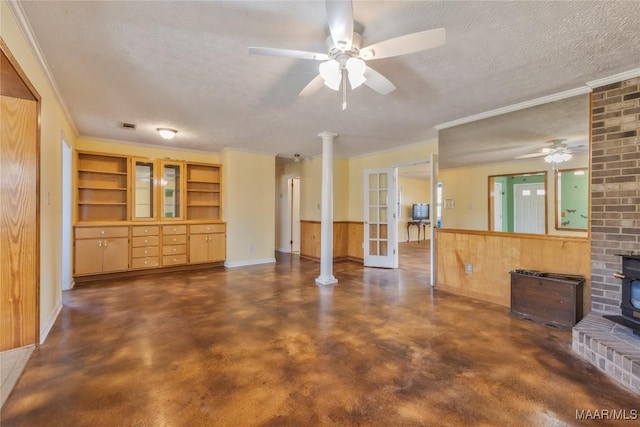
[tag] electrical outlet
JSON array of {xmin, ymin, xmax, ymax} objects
[
  {"xmin": 249, "ymin": 245, "xmax": 254, "ymax": 254},
  {"xmin": 465, "ymin": 263, "xmax": 473, "ymax": 273}
]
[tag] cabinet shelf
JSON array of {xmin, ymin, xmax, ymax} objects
[
  {"xmin": 78, "ymin": 168, "xmax": 128, "ymax": 175},
  {"xmin": 78, "ymin": 186, "xmax": 127, "ymax": 191},
  {"xmin": 78, "ymin": 202, "xmax": 127, "ymax": 206},
  {"xmin": 187, "ymin": 203, "xmax": 220, "ymax": 207},
  {"xmin": 186, "ymin": 189, "xmax": 220, "ymax": 193},
  {"xmin": 187, "ymin": 179, "xmax": 220, "ymax": 184}
]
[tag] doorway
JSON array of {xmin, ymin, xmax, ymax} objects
[
  {"xmin": 493, "ymin": 181, "xmax": 503, "ymax": 232},
  {"xmin": 288, "ymin": 177, "xmax": 301, "ymax": 253},
  {"xmin": 61, "ymin": 139, "xmax": 73, "ymax": 290},
  {"xmin": 393, "ymin": 160, "xmax": 433, "ymax": 278}
]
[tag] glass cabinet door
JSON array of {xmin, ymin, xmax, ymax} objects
[
  {"xmin": 161, "ymin": 161, "xmax": 183, "ymax": 220},
  {"xmin": 132, "ymin": 158, "xmax": 156, "ymax": 220}
]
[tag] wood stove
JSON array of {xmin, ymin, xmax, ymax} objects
[{"xmin": 605, "ymin": 255, "xmax": 640, "ymax": 335}]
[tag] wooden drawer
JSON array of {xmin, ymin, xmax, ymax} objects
[
  {"xmin": 163, "ymin": 244, "xmax": 186, "ymax": 256},
  {"xmin": 132, "ymin": 236, "xmax": 159, "ymax": 247},
  {"xmin": 163, "ymin": 255, "xmax": 187, "ymax": 266},
  {"xmin": 75, "ymin": 226, "xmax": 128, "ymax": 239},
  {"xmin": 132, "ymin": 257, "xmax": 160, "ymax": 269},
  {"xmin": 132, "ymin": 226, "xmax": 159, "ymax": 236},
  {"xmin": 132, "ymin": 246, "xmax": 159, "ymax": 258},
  {"xmin": 190, "ymin": 223, "xmax": 225, "ymax": 234},
  {"xmin": 162, "ymin": 234, "xmax": 187, "ymax": 245},
  {"xmin": 163, "ymin": 225, "xmax": 186, "ymax": 235}
]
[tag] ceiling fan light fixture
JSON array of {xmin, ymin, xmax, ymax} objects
[
  {"xmin": 544, "ymin": 152, "xmax": 572, "ymax": 163},
  {"xmin": 319, "ymin": 59, "xmax": 341, "ymax": 90},
  {"xmin": 157, "ymin": 128, "xmax": 177, "ymax": 140},
  {"xmin": 346, "ymin": 57, "xmax": 366, "ymax": 89}
]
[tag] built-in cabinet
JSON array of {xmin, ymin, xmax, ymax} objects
[
  {"xmin": 189, "ymin": 224, "xmax": 226, "ymax": 263},
  {"xmin": 74, "ymin": 151, "xmax": 225, "ymax": 278}
]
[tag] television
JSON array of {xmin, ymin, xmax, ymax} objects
[{"xmin": 412, "ymin": 203, "xmax": 429, "ymax": 221}]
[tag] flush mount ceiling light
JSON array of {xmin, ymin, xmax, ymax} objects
[{"xmin": 157, "ymin": 128, "xmax": 177, "ymax": 140}]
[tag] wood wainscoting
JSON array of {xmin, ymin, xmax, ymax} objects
[
  {"xmin": 300, "ymin": 221, "xmax": 363, "ymax": 262},
  {"xmin": 436, "ymin": 229, "xmax": 591, "ymax": 313}
]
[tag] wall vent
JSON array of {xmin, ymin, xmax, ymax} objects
[{"xmin": 121, "ymin": 122, "xmax": 136, "ymax": 130}]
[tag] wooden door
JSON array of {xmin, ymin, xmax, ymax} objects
[
  {"xmin": 102, "ymin": 237, "xmax": 129, "ymax": 272},
  {"xmin": 189, "ymin": 234, "xmax": 209, "ymax": 264},
  {"xmin": 1, "ymin": 95, "xmax": 38, "ymax": 350},
  {"xmin": 74, "ymin": 239, "xmax": 103, "ymax": 275}
]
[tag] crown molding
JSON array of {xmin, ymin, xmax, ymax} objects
[
  {"xmin": 7, "ymin": 0, "xmax": 79, "ymax": 136},
  {"xmin": 435, "ymin": 87, "xmax": 591, "ymax": 131},
  {"xmin": 586, "ymin": 68, "xmax": 640, "ymax": 89},
  {"xmin": 79, "ymin": 136, "xmax": 222, "ymax": 156}
]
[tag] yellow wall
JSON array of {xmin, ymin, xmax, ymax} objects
[
  {"xmin": 347, "ymin": 141, "xmax": 437, "ymax": 221},
  {"xmin": 398, "ymin": 176, "xmax": 431, "ymax": 241},
  {"xmin": 2, "ymin": 1, "xmax": 78, "ymax": 342},
  {"xmin": 439, "ymin": 154, "xmax": 588, "ymax": 237},
  {"xmin": 222, "ymin": 150, "xmax": 275, "ymax": 265}
]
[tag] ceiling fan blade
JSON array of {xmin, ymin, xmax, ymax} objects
[
  {"xmin": 363, "ymin": 66, "xmax": 396, "ymax": 95},
  {"xmin": 299, "ymin": 75, "xmax": 325, "ymax": 97},
  {"xmin": 248, "ymin": 47, "xmax": 328, "ymax": 61},
  {"xmin": 326, "ymin": 0, "xmax": 354, "ymax": 49},
  {"xmin": 360, "ymin": 28, "xmax": 446, "ymax": 60},
  {"xmin": 515, "ymin": 152, "xmax": 547, "ymax": 160}
]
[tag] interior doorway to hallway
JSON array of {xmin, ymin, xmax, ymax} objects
[{"xmin": 395, "ymin": 161, "xmax": 432, "ymax": 279}]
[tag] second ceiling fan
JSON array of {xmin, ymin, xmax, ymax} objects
[{"xmin": 249, "ymin": 0, "xmax": 445, "ymax": 107}]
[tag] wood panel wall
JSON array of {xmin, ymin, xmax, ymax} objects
[
  {"xmin": 436, "ymin": 229, "xmax": 591, "ymax": 312},
  {"xmin": 300, "ymin": 221, "xmax": 363, "ymax": 261}
]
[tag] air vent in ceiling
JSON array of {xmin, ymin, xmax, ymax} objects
[{"xmin": 120, "ymin": 122, "xmax": 136, "ymax": 130}]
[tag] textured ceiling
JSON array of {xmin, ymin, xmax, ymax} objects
[
  {"xmin": 17, "ymin": 1, "xmax": 640, "ymax": 158},
  {"xmin": 439, "ymin": 94, "xmax": 590, "ymax": 169}
]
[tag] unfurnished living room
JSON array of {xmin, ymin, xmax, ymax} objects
[{"xmin": 2, "ymin": 1, "xmax": 640, "ymax": 425}]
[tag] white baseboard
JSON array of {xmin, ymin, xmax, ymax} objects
[
  {"xmin": 39, "ymin": 300, "xmax": 62, "ymax": 344},
  {"xmin": 224, "ymin": 258, "xmax": 277, "ymax": 268}
]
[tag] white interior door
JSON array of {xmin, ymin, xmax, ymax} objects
[
  {"xmin": 514, "ymin": 182, "xmax": 545, "ymax": 234},
  {"xmin": 493, "ymin": 182, "xmax": 503, "ymax": 232},
  {"xmin": 364, "ymin": 168, "xmax": 397, "ymax": 268}
]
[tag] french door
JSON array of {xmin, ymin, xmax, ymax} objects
[{"xmin": 364, "ymin": 168, "xmax": 397, "ymax": 268}]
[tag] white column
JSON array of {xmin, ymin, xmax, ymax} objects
[{"xmin": 316, "ymin": 131, "xmax": 338, "ymax": 286}]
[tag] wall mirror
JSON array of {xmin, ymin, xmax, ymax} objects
[
  {"xmin": 489, "ymin": 172, "xmax": 547, "ymax": 234},
  {"xmin": 556, "ymin": 168, "xmax": 589, "ymax": 231},
  {"xmin": 438, "ymin": 93, "xmax": 589, "ymax": 236}
]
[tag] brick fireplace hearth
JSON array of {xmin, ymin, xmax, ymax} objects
[{"xmin": 572, "ymin": 75, "xmax": 640, "ymax": 394}]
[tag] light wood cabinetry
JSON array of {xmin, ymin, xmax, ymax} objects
[
  {"xmin": 162, "ymin": 225, "xmax": 187, "ymax": 266},
  {"xmin": 74, "ymin": 226, "xmax": 129, "ymax": 275},
  {"xmin": 189, "ymin": 223, "xmax": 226, "ymax": 263},
  {"xmin": 186, "ymin": 163, "xmax": 222, "ymax": 221},
  {"xmin": 132, "ymin": 158, "xmax": 157, "ymax": 221},
  {"xmin": 131, "ymin": 226, "xmax": 160, "ymax": 269},
  {"xmin": 76, "ymin": 153, "xmax": 129, "ymax": 222},
  {"xmin": 74, "ymin": 150, "xmax": 225, "ymax": 279},
  {"xmin": 160, "ymin": 161, "xmax": 184, "ymax": 220}
]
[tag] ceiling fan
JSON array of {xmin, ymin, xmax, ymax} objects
[
  {"xmin": 248, "ymin": 0, "xmax": 445, "ymax": 108},
  {"xmin": 515, "ymin": 139, "xmax": 587, "ymax": 163}
]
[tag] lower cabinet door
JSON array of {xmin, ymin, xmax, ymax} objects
[
  {"xmin": 209, "ymin": 233, "xmax": 226, "ymax": 262},
  {"xmin": 74, "ymin": 239, "xmax": 103, "ymax": 275},
  {"xmin": 189, "ymin": 234, "xmax": 209, "ymax": 264},
  {"xmin": 102, "ymin": 237, "xmax": 129, "ymax": 273}
]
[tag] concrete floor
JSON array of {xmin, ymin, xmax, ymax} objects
[{"xmin": 1, "ymin": 252, "xmax": 638, "ymax": 426}]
